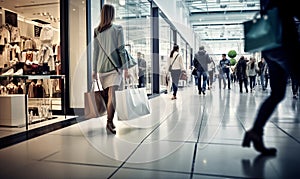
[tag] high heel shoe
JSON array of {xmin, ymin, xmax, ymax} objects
[
  {"xmin": 106, "ymin": 122, "xmax": 116, "ymax": 134},
  {"xmin": 242, "ymin": 130, "xmax": 277, "ymax": 156},
  {"xmin": 111, "ymin": 122, "xmax": 116, "ymax": 129}
]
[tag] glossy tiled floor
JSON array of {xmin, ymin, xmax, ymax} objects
[{"xmin": 1, "ymin": 82, "xmax": 300, "ymax": 178}]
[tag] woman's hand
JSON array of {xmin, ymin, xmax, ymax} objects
[{"xmin": 92, "ymin": 72, "xmax": 98, "ymax": 80}]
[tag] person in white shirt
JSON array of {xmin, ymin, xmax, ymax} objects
[{"xmin": 167, "ymin": 44, "xmax": 185, "ymax": 100}]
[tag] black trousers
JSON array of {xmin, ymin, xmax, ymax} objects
[
  {"xmin": 252, "ymin": 53, "xmax": 289, "ymax": 135},
  {"xmin": 239, "ymin": 78, "xmax": 248, "ymax": 93}
]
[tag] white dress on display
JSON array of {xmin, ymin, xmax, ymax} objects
[{"xmin": 40, "ymin": 26, "xmax": 54, "ymax": 42}]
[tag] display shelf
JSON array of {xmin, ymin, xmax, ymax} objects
[
  {"xmin": 0, "ymin": 74, "xmax": 65, "ymax": 79},
  {"xmin": 0, "ymin": 94, "xmax": 26, "ymax": 127},
  {"xmin": 0, "ymin": 75, "xmax": 66, "ymax": 130}
]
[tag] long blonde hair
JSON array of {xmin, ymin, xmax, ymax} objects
[{"xmin": 98, "ymin": 4, "xmax": 115, "ymax": 33}]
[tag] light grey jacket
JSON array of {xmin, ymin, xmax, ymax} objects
[{"xmin": 93, "ymin": 24, "xmax": 127, "ymax": 73}]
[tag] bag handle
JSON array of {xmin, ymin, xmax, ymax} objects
[{"xmin": 91, "ymin": 79, "xmax": 102, "ymax": 92}]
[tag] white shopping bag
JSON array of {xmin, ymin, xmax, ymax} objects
[{"xmin": 115, "ymin": 87, "xmax": 151, "ymax": 120}]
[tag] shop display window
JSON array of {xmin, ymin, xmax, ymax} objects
[
  {"xmin": 0, "ymin": 1, "xmax": 62, "ymax": 127},
  {"xmin": 159, "ymin": 14, "xmax": 172, "ymax": 92},
  {"xmin": 104, "ymin": 0, "xmax": 151, "ymax": 94}
]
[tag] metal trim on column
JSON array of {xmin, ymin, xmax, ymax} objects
[
  {"xmin": 173, "ymin": 29, "xmax": 177, "ymax": 45},
  {"xmin": 100, "ymin": 0, "xmax": 104, "ymax": 7},
  {"xmin": 86, "ymin": 0, "xmax": 92, "ymax": 91},
  {"xmin": 151, "ymin": 4, "xmax": 159, "ymax": 94},
  {"xmin": 60, "ymin": 0, "xmax": 70, "ymax": 114}
]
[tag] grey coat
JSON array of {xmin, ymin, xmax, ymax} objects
[{"xmin": 93, "ymin": 24, "xmax": 127, "ymax": 73}]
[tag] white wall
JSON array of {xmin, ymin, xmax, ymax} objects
[{"xmin": 69, "ymin": 1, "xmax": 88, "ymax": 108}]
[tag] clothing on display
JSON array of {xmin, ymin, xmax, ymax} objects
[
  {"xmin": 1, "ymin": 68, "xmax": 14, "ymax": 75},
  {"xmin": 40, "ymin": 26, "xmax": 54, "ymax": 42},
  {"xmin": 24, "ymin": 39, "xmax": 37, "ymax": 50},
  {"xmin": 38, "ymin": 44, "xmax": 55, "ymax": 71},
  {"xmin": 13, "ymin": 68, "xmax": 23, "ymax": 75},
  {"xmin": 0, "ymin": 25, "xmax": 10, "ymax": 45},
  {"xmin": 0, "ymin": 7, "xmax": 64, "ymax": 129},
  {"xmin": 10, "ymin": 27, "xmax": 21, "ymax": 43}
]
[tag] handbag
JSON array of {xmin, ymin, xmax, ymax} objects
[
  {"xmin": 84, "ymin": 80, "xmax": 107, "ymax": 119},
  {"xmin": 192, "ymin": 68, "xmax": 198, "ymax": 76},
  {"xmin": 120, "ymin": 49, "xmax": 137, "ymax": 70},
  {"xmin": 244, "ymin": 8, "xmax": 282, "ymax": 52},
  {"xmin": 180, "ymin": 71, "xmax": 188, "ymax": 80},
  {"xmin": 168, "ymin": 54, "xmax": 179, "ymax": 72},
  {"xmin": 97, "ymin": 36, "xmax": 137, "ymax": 71},
  {"xmin": 115, "ymin": 87, "xmax": 151, "ymax": 120}
]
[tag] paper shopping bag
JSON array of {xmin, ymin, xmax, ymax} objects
[
  {"xmin": 84, "ymin": 81, "xmax": 107, "ymax": 119},
  {"xmin": 115, "ymin": 88, "xmax": 151, "ymax": 120}
]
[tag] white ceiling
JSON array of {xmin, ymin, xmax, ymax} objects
[
  {"xmin": 184, "ymin": 0, "xmax": 260, "ymax": 40},
  {"xmin": 0, "ymin": 0, "xmax": 60, "ymax": 28},
  {"xmin": 1, "ymin": 0, "xmax": 260, "ymax": 53}
]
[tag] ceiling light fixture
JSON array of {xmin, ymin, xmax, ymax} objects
[
  {"xmin": 247, "ymin": 3, "xmax": 255, "ymax": 7},
  {"xmin": 119, "ymin": 0, "xmax": 125, "ymax": 6},
  {"xmin": 220, "ymin": 4, "xmax": 227, "ymax": 8}
]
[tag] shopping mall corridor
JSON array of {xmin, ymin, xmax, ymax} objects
[{"xmin": 1, "ymin": 83, "xmax": 300, "ymax": 178}]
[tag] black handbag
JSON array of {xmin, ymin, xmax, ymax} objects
[
  {"xmin": 244, "ymin": 8, "xmax": 282, "ymax": 52},
  {"xmin": 192, "ymin": 68, "xmax": 198, "ymax": 76}
]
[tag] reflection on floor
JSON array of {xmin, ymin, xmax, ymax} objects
[{"xmin": 1, "ymin": 84, "xmax": 300, "ymax": 178}]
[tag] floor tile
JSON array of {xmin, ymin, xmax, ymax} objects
[
  {"xmin": 124, "ymin": 142, "xmax": 195, "ymax": 173},
  {"xmin": 194, "ymin": 143, "xmax": 279, "ymax": 178},
  {"xmin": 0, "ymin": 85, "xmax": 299, "ymax": 178},
  {"xmin": 113, "ymin": 168, "xmax": 190, "ymax": 179}
]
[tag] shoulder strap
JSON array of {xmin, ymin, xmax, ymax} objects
[
  {"xmin": 95, "ymin": 32, "xmax": 119, "ymax": 72},
  {"xmin": 170, "ymin": 54, "xmax": 179, "ymax": 67}
]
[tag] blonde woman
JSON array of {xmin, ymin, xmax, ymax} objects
[{"xmin": 92, "ymin": 4, "xmax": 127, "ymax": 134}]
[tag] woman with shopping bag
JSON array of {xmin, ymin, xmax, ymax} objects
[{"xmin": 92, "ymin": 4, "xmax": 133, "ymax": 134}]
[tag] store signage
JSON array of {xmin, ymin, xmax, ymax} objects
[{"xmin": 34, "ymin": 25, "xmax": 42, "ymax": 37}]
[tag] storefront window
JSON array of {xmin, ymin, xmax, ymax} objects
[
  {"xmin": 0, "ymin": 1, "xmax": 64, "ymax": 127},
  {"xmin": 104, "ymin": 0, "xmax": 151, "ymax": 94},
  {"xmin": 159, "ymin": 14, "xmax": 171, "ymax": 92}
]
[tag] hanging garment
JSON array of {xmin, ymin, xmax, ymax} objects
[
  {"xmin": 40, "ymin": 26, "xmax": 54, "ymax": 41},
  {"xmin": 0, "ymin": 27, "xmax": 10, "ymax": 45},
  {"xmin": 11, "ymin": 27, "xmax": 21, "ymax": 43},
  {"xmin": 38, "ymin": 44, "xmax": 55, "ymax": 71}
]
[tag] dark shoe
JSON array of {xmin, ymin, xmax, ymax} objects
[
  {"xmin": 171, "ymin": 96, "xmax": 177, "ymax": 100},
  {"xmin": 106, "ymin": 122, "xmax": 116, "ymax": 134},
  {"xmin": 293, "ymin": 95, "xmax": 298, "ymax": 99},
  {"xmin": 198, "ymin": 90, "xmax": 202, "ymax": 95},
  {"xmin": 202, "ymin": 91, "xmax": 206, "ymax": 95},
  {"xmin": 242, "ymin": 130, "xmax": 276, "ymax": 156},
  {"xmin": 246, "ymin": 89, "xmax": 249, "ymax": 93}
]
